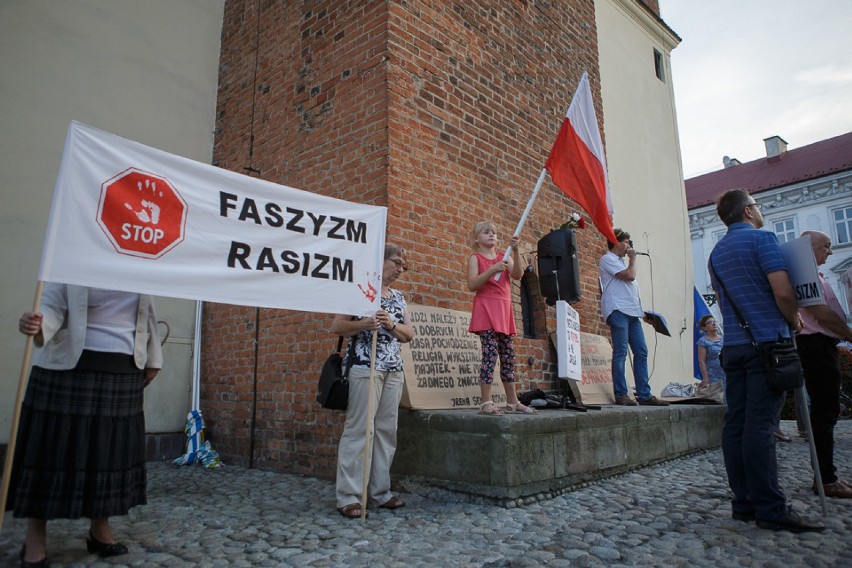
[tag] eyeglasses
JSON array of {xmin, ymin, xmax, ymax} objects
[
  {"xmin": 388, "ymin": 258, "xmax": 406, "ymax": 271},
  {"xmin": 746, "ymin": 202, "xmax": 762, "ymax": 210}
]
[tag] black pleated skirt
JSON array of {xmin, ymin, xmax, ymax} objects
[{"xmin": 6, "ymin": 359, "xmax": 147, "ymax": 520}]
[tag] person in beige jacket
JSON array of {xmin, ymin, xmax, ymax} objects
[{"xmin": 10, "ymin": 283, "xmax": 162, "ymax": 567}]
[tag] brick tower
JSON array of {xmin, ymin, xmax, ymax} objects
[{"xmin": 205, "ymin": 0, "xmax": 612, "ymax": 477}]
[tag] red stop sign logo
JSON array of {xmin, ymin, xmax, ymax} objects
[{"xmin": 97, "ymin": 168, "xmax": 187, "ymax": 259}]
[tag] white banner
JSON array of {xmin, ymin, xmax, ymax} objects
[
  {"xmin": 781, "ymin": 235, "xmax": 824, "ymax": 308},
  {"xmin": 38, "ymin": 121, "xmax": 387, "ymax": 316}
]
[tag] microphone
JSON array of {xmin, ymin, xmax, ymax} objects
[{"xmin": 635, "ymin": 251, "xmax": 650, "ymax": 257}]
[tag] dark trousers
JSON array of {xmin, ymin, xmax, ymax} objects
[
  {"xmin": 797, "ymin": 333, "xmax": 841, "ymax": 484},
  {"xmin": 721, "ymin": 343, "xmax": 787, "ymax": 520}
]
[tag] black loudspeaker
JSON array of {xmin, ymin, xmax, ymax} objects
[{"xmin": 537, "ymin": 228, "xmax": 580, "ymax": 305}]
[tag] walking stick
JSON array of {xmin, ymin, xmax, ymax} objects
[
  {"xmin": 793, "ymin": 344, "xmax": 827, "ymax": 517},
  {"xmin": 360, "ymin": 329, "xmax": 378, "ymax": 523},
  {"xmin": 0, "ymin": 281, "xmax": 44, "ymax": 531}
]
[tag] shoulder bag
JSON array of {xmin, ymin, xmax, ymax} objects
[
  {"xmin": 709, "ymin": 257, "xmax": 803, "ymax": 393},
  {"xmin": 317, "ymin": 334, "xmax": 356, "ymax": 410}
]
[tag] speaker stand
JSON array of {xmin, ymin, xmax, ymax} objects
[
  {"xmin": 551, "ymin": 380, "xmax": 601, "ymax": 412},
  {"xmin": 552, "ymin": 269, "xmax": 562, "ymax": 303}
]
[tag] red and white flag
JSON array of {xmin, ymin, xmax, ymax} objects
[{"xmin": 544, "ymin": 72, "xmax": 617, "ymax": 244}]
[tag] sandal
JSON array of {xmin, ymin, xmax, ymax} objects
[
  {"xmin": 379, "ymin": 496, "xmax": 405, "ymax": 509},
  {"xmin": 479, "ymin": 401, "xmax": 503, "ymax": 415},
  {"xmin": 337, "ymin": 503, "xmax": 368, "ymax": 518},
  {"xmin": 505, "ymin": 402, "xmax": 537, "ymax": 414}
]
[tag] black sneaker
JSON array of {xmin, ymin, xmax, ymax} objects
[
  {"xmin": 637, "ymin": 396, "xmax": 670, "ymax": 406},
  {"xmin": 756, "ymin": 507, "xmax": 825, "ymax": 533}
]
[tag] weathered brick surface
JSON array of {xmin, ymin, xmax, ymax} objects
[
  {"xmin": 640, "ymin": 0, "xmax": 660, "ymax": 15},
  {"xmin": 207, "ymin": 0, "xmax": 611, "ymax": 478}
]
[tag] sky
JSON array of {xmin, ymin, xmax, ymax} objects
[{"xmin": 661, "ymin": 0, "xmax": 852, "ymax": 178}]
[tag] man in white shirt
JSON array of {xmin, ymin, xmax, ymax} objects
[{"xmin": 599, "ymin": 228, "xmax": 668, "ymax": 406}]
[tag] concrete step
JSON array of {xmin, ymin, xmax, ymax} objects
[{"xmin": 392, "ymin": 404, "xmax": 725, "ymax": 506}]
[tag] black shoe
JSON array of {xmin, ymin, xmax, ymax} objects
[
  {"xmin": 20, "ymin": 545, "xmax": 49, "ymax": 568},
  {"xmin": 756, "ymin": 508, "xmax": 825, "ymax": 533},
  {"xmin": 731, "ymin": 510, "xmax": 756, "ymax": 522},
  {"xmin": 86, "ymin": 532, "xmax": 129, "ymax": 558}
]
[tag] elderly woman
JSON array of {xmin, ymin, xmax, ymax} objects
[
  {"xmin": 332, "ymin": 243, "xmax": 414, "ymax": 518},
  {"xmin": 10, "ymin": 284, "xmax": 162, "ymax": 567}
]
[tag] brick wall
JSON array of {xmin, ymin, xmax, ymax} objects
[
  {"xmin": 207, "ymin": 0, "xmax": 611, "ymax": 478},
  {"xmin": 640, "ymin": 0, "xmax": 660, "ymax": 15}
]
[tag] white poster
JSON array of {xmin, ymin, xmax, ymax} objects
[
  {"xmin": 555, "ymin": 300, "xmax": 582, "ymax": 380},
  {"xmin": 781, "ymin": 235, "xmax": 824, "ymax": 308},
  {"xmin": 38, "ymin": 122, "xmax": 386, "ymax": 315}
]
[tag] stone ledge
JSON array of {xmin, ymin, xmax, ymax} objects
[{"xmin": 391, "ymin": 405, "xmax": 725, "ymax": 506}]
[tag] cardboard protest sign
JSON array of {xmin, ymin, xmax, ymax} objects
[
  {"xmin": 400, "ymin": 304, "xmax": 504, "ymax": 410},
  {"xmin": 577, "ymin": 332, "xmax": 615, "ymax": 405}
]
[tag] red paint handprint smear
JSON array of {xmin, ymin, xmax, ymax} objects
[{"xmin": 358, "ymin": 272, "xmax": 380, "ymax": 302}]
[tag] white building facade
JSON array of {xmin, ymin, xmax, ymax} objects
[{"xmin": 689, "ymin": 137, "xmax": 852, "ymax": 324}]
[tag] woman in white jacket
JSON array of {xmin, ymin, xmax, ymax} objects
[{"xmin": 10, "ymin": 284, "xmax": 162, "ymax": 567}]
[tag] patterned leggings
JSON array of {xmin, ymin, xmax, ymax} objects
[{"xmin": 477, "ymin": 330, "xmax": 515, "ymax": 384}]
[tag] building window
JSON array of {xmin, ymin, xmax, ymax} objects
[
  {"xmin": 834, "ymin": 206, "xmax": 852, "ymax": 244},
  {"xmin": 772, "ymin": 218, "xmax": 796, "ymax": 243},
  {"xmin": 653, "ymin": 49, "xmax": 665, "ymax": 82}
]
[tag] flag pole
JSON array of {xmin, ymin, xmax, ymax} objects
[
  {"xmin": 360, "ymin": 329, "xmax": 379, "ymax": 523},
  {"xmin": 0, "ymin": 280, "xmax": 44, "ymax": 531},
  {"xmin": 493, "ymin": 168, "xmax": 548, "ymax": 281}
]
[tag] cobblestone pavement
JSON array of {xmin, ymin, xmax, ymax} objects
[{"xmin": 2, "ymin": 420, "xmax": 850, "ymax": 567}]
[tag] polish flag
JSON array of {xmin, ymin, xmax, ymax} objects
[{"xmin": 545, "ymin": 72, "xmax": 617, "ymax": 244}]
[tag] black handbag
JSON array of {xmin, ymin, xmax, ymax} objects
[
  {"xmin": 709, "ymin": 257, "xmax": 803, "ymax": 393},
  {"xmin": 317, "ymin": 335, "xmax": 356, "ymax": 410},
  {"xmin": 757, "ymin": 341, "xmax": 804, "ymax": 392}
]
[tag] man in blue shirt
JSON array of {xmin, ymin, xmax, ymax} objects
[{"xmin": 709, "ymin": 189, "xmax": 823, "ymax": 533}]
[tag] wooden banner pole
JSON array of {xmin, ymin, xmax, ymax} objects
[
  {"xmin": 359, "ymin": 329, "xmax": 379, "ymax": 523},
  {"xmin": 0, "ymin": 280, "xmax": 44, "ymax": 531}
]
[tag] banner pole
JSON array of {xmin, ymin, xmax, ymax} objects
[
  {"xmin": 192, "ymin": 300, "xmax": 203, "ymax": 410},
  {"xmin": 795, "ymin": 377, "xmax": 827, "ymax": 516},
  {"xmin": 360, "ymin": 329, "xmax": 379, "ymax": 523},
  {"xmin": 0, "ymin": 280, "xmax": 44, "ymax": 532},
  {"xmin": 493, "ymin": 168, "xmax": 548, "ymax": 282}
]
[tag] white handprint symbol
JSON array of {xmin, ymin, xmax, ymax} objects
[{"xmin": 124, "ymin": 179, "xmax": 162, "ymax": 224}]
